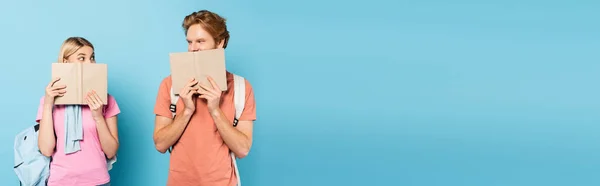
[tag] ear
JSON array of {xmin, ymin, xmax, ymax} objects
[{"xmin": 217, "ymin": 39, "xmax": 225, "ymax": 49}]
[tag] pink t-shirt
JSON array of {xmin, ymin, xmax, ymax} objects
[{"xmin": 35, "ymin": 95, "xmax": 120, "ymax": 186}]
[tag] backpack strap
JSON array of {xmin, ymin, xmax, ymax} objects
[
  {"xmin": 167, "ymin": 87, "xmax": 179, "ymax": 153},
  {"xmin": 169, "ymin": 87, "xmax": 179, "ymax": 118},
  {"xmin": 231, "ymin": 74, "xmax": 245, "ymax": 186},
  {"xmin": 233, "ymin": 74, "xmax": 245, "ymax": 127}
]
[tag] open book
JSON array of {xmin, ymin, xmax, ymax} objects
[
  {"xmin": 169, "ymin": 48, "xmax": 228, "ymax": 95},
  {"xmin": 51, "ymin": 63, "xmax": 108, "ymax": 105}
]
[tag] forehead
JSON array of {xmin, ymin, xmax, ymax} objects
[
  {"xmin": 186, "ymin": 24, "xmax": 212, "ymax": 40},
  {"xmin": 71, "ymin": 46, "xmax": 94, "ymax": 56}
]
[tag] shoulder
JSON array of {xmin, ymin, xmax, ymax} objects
[
  {"xmin": 159, "ymin": 76, "xmax": 172, "ymax": 91},
  {"xmin": 155, "ymin": 76, "xmax": 173, "ymax": 102},
  {"xmin": 105, "ymin": 94, "xmax": 120, "ymax": 109},
  {"xmin": 107, "ymin": 93, "xmax": 117, "ymax": 103}
]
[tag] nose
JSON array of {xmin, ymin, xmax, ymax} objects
[{"xmin": 189, "ymin": 43, "xmax": 200, "ymax": 52}]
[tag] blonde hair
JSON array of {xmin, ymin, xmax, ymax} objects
[{"xmin": 57, "ymin": 37, "xmax": 94, "ymax": 63}]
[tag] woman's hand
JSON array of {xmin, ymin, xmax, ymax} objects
[
  {"xmin": 45, "ymin": 77, "xmax": 66, "ymax": 106},
  {"xmin": 86, "ymin": 90, "xmax": 104, "ymax": 121}
]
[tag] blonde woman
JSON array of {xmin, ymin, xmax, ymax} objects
[{"xmin": 37, "ymin": 37, "xmax": 120, "ymax": 186}]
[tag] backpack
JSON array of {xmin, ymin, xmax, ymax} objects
[
  {"xmin": 168, "ymin": 74, "xmax": 246, "ymax": 186},
  {"xmin": 14, "ymin": 124, "xmax": 50, "ymax": 186},
  {"xmin": 14, "ymin": 114, "xmax": 117, "ymax": 186}
]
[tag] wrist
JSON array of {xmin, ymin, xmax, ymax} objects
[
  {"xmin": 183, "ymin": 108, "xmax": 195, "ymax": 117},
  {"xmin": 43, "ymin": 97, "xmax": 55, "ymax": 107},
  {"xmin": 209, "ymin": 107, "xmax": 222, "ymax": 117},
  {"xmin": 93, "ymin": 116, "xmax": 105, "ymax": 122},
  {"xmin": 43, "ymin": 103, "xmax": 54, "ymax": 109}
]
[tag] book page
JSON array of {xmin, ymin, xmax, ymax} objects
[
  {"xmin": 51, "ymin": 63, "xmax": 80, "ymax": 105},
  {"xmin": 82, "ymin": 63, "xmax": 108, "ymax": 105},
  {"xmin": 170, "ymin": 52, "xmax": 199, "ymax": 95},
  {"xmin": 194, "ymin": 48, "xmax": 227, "ymax": 91}
]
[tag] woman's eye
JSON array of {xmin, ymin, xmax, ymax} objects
[{"xmin": 78, "ymin": 57, "xmax": 84, "ymax": 61}]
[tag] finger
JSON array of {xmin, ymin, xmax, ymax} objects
[
  {"xmin": 85, "ymin": 96, "xmax": 93, "ymax": 107},
  {"xmin": 91, "ymin": 90, "xmax": 103, "ymax": 105},
  {"xmin": 86, "ymin": 92, "xmax": 99, "ymax": 109},
  {"xmin": 183, "ymin": 87, "xmax": 198, "ymax": 96},
  {"xmin": 198, "ymin": 94, "xmax": 216, "ymax": 100},
  {"xmin": 181, "ymin": 80, "xmax": 199, "ymax": 95},
  {"xmin": 52, "ymin": 89, "xmax": 67, "ymax": 94},
  {"xmin": 48, "ymin": 77, "xmax": 61, "ymax": 88},
  {"xmin": 189, "ymin": 87, "xmax": 199, "ymax": 95},
  {"xmin": 55, "ymin": 90, "xmax": 66, "ymax": 96},
  {"xmin": 47, "ymin": 78, "xmax": 57, "ymax": 88},
  {"xmin": 198, "ymin": 94, "xmax": 209, "ymax": 100},
  {"xmin": 50, "ymin": 85, "xmax": 67, "ymax": 91},
  {"xmin": 180, "ymin": 86, "xmax": 189, "ymax": 95},
  {"xmin": 187, "ymin": 78, "xmax": 198, "ymax": 87},
  {"xmin": 183, "ymin": 87, "xmax": 196, "ymax": 97},
  {"xmin": 196, "ymin": 87, "xmax": 213, "ymax": 96},
  {"xmin": 207, "ymin": 76, "xmax": 221, "ymax": 91},
  {"xmin": 198, "ymin": 83, "xmax": 218, "ymax": 95}
]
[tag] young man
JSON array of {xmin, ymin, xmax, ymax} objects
[{"xmin": 152, "ymin": 10, "xmax": 257, "ymax": 186}]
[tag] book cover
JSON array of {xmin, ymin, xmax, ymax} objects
[
  {"xmin": 51, "ymin": 63, "xmax": 108, "ymax": 105},
  {"xmin": 169, "ymin": 48, "xmax": 228, "ymax": 95}
]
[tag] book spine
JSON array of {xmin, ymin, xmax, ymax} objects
[{"xmin": 193, "ymin": 53, "xmax": 198, "ymax": 89}]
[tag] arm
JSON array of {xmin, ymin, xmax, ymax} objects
[
  {"xmin": 38, "ymin": 101, "xmax": 56, "ymax": 157},
  {"xmin": 153, "ymin": 109, "xmax": 194, "ymax": 153},
  {"xmin": 211, "ymin": 109, "xmax": 253, "ymax": 158},
  {"xmin": 95, "ymin": 116, "xmax": 119, "ymax": 159},
  {"xmin": 87, "ymin": 92, "xmax": 120, "ymax": 159},
  {"xmin": 153, "ymin": 77, "xmax": 199, "ymax": 153},
  {"xmin": 38, "ymin": 77, "xmax": 66, "ymax": 157},
  {"xmin": 199, "ymin": 76, "xmax": 257, "ymax": 159}
]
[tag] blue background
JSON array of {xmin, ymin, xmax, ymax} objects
[{"xmin": 1, "ymin": 0, "xmax": 599, "ymax": 185}]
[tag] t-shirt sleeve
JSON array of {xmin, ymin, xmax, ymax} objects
[
  {"xmin": 154, "ymin": 78, "xmax": 173, "ymax": 118},
  {"xmin": 103, "ymin": 95, "xmax": 121, "ymax": 118},
  {"xmin": 238, "ymin": 79, "xmax": 256, "ymax": 121},
  {"xmin": 35, "ymin": 97, "xmax": 45, "ymax": 123}
]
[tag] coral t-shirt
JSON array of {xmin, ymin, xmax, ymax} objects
[
  {"xmin": 154, "ymin": 72, "xmax": 257, "ymax": 186},
  {"xmin": 35, "ymin": 95, "xmax": 120, "ymax": 186}
]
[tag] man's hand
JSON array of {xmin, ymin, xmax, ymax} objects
[
  {"xmin": 180, "ymin": 78, "xmax": 200, "ymax": 113},
  {"xmin": 197, "ymin": 76, "xmax": 224, "ymax": 113}
]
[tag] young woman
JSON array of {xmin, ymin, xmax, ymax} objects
[{"xmin": 37, "ymin": 37, "xmax": 120, "ymax": 186}]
